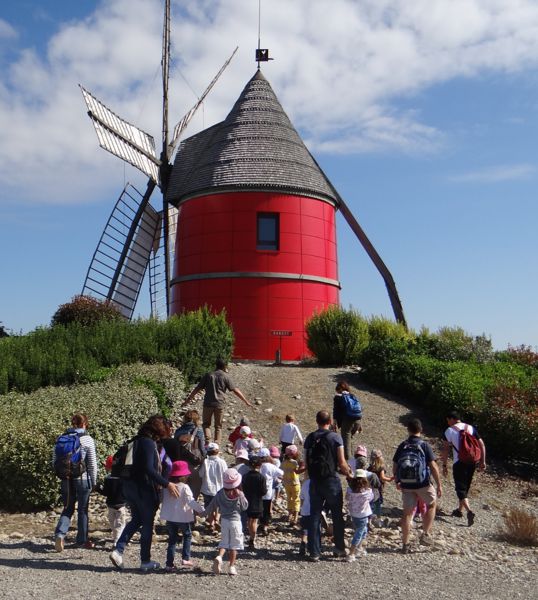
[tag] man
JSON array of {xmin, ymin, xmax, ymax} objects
[
  {"xmin": 304, "ymin": 410, "xmax": 353, "ymax": 561},
  {"xmin": 440, "ymin": 410, "xmax": 486, "ymax": 527},
  {"xmin": 53, "ymin": 413, "xmax": 98, "ymax": 551},
  {"xmin": 392, "ymin": 418, "xmax": 442, "ymax": 554},
  {"xmin": 184, "ymin": 358, "xmax": 252, "ymax": 444}
]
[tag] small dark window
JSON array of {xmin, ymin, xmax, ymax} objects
[{"xmin": 257, "ymin": 213, "xmax": 279, "ymax": 251}]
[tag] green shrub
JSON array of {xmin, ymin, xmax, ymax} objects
[
  {"xmin": 0, "ymin": 363, "xmax": 186, "ymax": 510},
  {"xmin": 497, "ymin": 345, "xmax": 538, "ymax": 369},
  {"xmin": 51, "ymin": 295, "xmax": 124, "ymax": 327},
  {"xmin": 305, "ymin": 306, "xmax": 369, "ymax": 365},
  {"xmin": 0, "ymin": 307, "xmax": 233, "ymax": 395},
  {"xmin": 415, "ymin": 326, "xmax": 493, "ymax": 363}
]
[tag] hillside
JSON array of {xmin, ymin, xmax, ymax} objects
[{"xmin": 0, "ymin": 363, "xmax": 537, "ymax": 600}]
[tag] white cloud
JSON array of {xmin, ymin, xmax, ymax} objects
[
  {"xmin": 0, "ymin": 19, "xmax": 17, "ymax": 41},
  {"xmin": 449, "ymin": 163, "xmax": 537, "ymax": 183},
  {"xmin": 2, "ymin": 0, "xmax": 538, "ymax": 204}
]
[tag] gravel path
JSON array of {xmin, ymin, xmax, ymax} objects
[{"xmin": 1, "ymin": 363, "xmax": 537, "ymax": 600}]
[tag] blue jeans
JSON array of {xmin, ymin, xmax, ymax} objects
[
  {"xmin": 115, "ymin": 481, "xmax": 159, "ymax": 563},
  {"xmin": 166, "ymin": 521, "xmax": 192, "ymax": 565},
  {"xmin": 308, "ymin": 476, "xmax": 345, "ymax": 557},
  {"xmin": 54, "ymin": 477, "xmax": 92, "ymax": 544},
  {"xmin": 351, "ymin": 516, "xmax": 369, "ymax": 546}
]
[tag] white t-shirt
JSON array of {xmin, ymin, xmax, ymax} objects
[
  {"xmin": 279, "ymin": 423, "xmax": 304, "ymax": 444},
  {"xmin": 260, "ymin": 462, "xmax": 284, "ymax": 500},
  {"xmin": 346, "ymin": 488, "xmax": 374, "ymax": 519},
  {"xmin": 444, "ymin": 422, "xmax": 478, "ymax": 463},
  {"xmin": 160, "ymin": 482, "xmax": 204, "ymax": 523},
  {"xmin": 299, "ymin": 479, "xmax": 311, "ymax": 516},
  {"xmin": 199, "ymin": 455, "xmax": 228, "ymax": 496}
]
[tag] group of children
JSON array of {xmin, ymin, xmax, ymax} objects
[{"xmin": 99, "ymin": 413, "xmax": 394, "ymax": 575}]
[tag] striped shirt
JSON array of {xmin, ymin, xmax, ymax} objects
[{"xmin": 52, "ymin": 429, "xmax": 98, "ymax": 488}]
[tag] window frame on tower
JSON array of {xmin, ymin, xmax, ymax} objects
[{"xmin": 256, "ymin": 212, "xmax": 280, "ymax": 251}]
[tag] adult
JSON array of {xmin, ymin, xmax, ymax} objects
[
  {"xmin": 110, "ymin": 415, "xmax": 180, "ymax": 571},
  {"xmin": 172, "ymin": 411, "xmax": 205, "ymax": 499},
  {"xmin": 53, "ymin": 413, "xmax": 98, "ymax": 551},
  {"xmin": 304, "ymin": 410, "xmax": 352, "ymax": 561},
  {"xmin": 332, "ymin": 381, "xmax": 362, "ymax": 460},
  {"xmin": 184, "ymin": 358, "xmax": 252, "ymax": 444},
  {"xmin": 392, "ymin": 418, "xmax": 442, "ymax": 553},
  {"xmin": 440, "ymin": 410, "xmax": 486, "ymax": 526}
]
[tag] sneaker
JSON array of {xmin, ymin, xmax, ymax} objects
[
  {"xmin": 345, "ymin": 554, "xmax": 356, "ymax": 563},
  {"xmin": 451, "ymin": 509, "xmax": 463, "ymax": 518},
  {"xmin": 307, "ymin": 555, "xmax": 320, "ymax": 562},
  {"xmin": 358, "ymin": 548, "xmax": 368, "ymax": 556},
  {"xmin": 181, "ymin": 559, "xmax": 194, "ymax": 568},
  {"xmin": 332, "ymin": 548, "xmax": 347, "ymax": 558},
  {"xmin": 419, "ymin": 533, "xmax": 433, "ymax": 546},
  {"xmin": 467, "ymin": 511, "xmax": 475, "ymax": 527},
  {"xmin": 401, "ymin": 544, "xmax": 411, "ymax": 555},
  {"xmin": 76, "ymin": 540, "xmax": 95, "ymax": 549},
  {"xmin": 229, "ymin": 565, "xmax": 237, "ymax": 576},
  {"xmin": 54, "ymin": 536, "xmax": 64, "ymax": 553},
  {"xmin": 213, "ymin": 556, "xmax": 223, "ymax": 575},
  {"xmin": 110, "ymin": 549, "xmax": 124, "ymax": 569},
  {"xmin": 164, "ymin": 565, "xmax": 177, "ymax": 573},
  {"xmin": 140, "ymin": 560, "xmax": 160, "ymax": 571}
]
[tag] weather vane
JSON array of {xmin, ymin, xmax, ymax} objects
[{"xmin": 256, "ymin": 0, "xmax": 273, "ymax": 68}]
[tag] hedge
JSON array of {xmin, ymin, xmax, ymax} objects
[
  {"xmin": 0, "ymin": 307, "xmax": 233, "ymax": 395},
  {"xmin": 0, "ymin": 363, "xmax": 186, "ymax": 511}
]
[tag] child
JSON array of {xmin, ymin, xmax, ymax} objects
[
  {"xmin": 281, "ymin": 445, "xmax": 303, "ymax": 525},
  {"xmin": 298, "ymin": 477, "xmax": 319, "ymax": 556},
  {"xmin": 269, "ymin": 446, "xmax": 283, "ymax": 505},
  {"xmin": 368, "ymin": 449, "xmax": 394, "ymax": 519},
  {"xmin": 279, "ymin": 414, "xmax": 303, "ymax": 456},
  {"xmin": 349, "ymin": 444, "xmax": 368, "ymax": 472},
  {"xmin": 233, "ymin": 426, "xmax": 253, "ymax": 454},
  {"xmin": 241, "ymin": 454, "xmax": 267, "ymax": 549},
  {"xmin": 259, "ymin": 447, "xmax": 283, "ymax": 535},
  {"xmin": 345, "ymin": 469, "xmax": 374, "ymax": 561},
  {"xmin": 99, "ymin": 455, "xmax": 127, "ymax": 546},
  {"xmin": 160, "ymin": 460, "xmax": 204, "ymax": 570},
  {"xmin": 229, "ymin": 417, "xmax": 251, "ymax": 446},
  {"xmin": 199, "ymin": 442, "xmax": 228, "ymax": 530},
  {"xmin": 234, "ymin": 448, "xmax": 251, "ymax": 478},
  {"xmin": 205, "ymin": 468, "xmax": 248, "ymax": 576}
]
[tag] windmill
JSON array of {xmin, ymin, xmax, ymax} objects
[{"xmin": 80, "ymin": 0, "xmax": 237, "ymax": 320}]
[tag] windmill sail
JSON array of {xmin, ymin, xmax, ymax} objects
[
  {"xmin": 80, "ymin": 86, "xmax": 160, "ymax": 183},
  {"xmin": 82, "ymin": 183, "xmax": 161, "ymax": 319}
]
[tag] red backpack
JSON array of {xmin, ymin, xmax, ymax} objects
[{"xmin": 452, "ymin": 424, "xmax": 481, "ymax": 465}]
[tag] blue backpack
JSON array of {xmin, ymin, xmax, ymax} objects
[
  {"xmin": 342, "ymin": 392, "xmax": 362, "ymax": 419},
  {"xmin": 53, "ymin": 430, "xmax": 86, "ymax": 479},
  {"xmin": 396, "ymin": 440, "xmax": 429, "ymax": 487}
]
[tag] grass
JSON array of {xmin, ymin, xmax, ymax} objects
[{"xmin": 502, "ymin": 509, "xmax": 538, "ymax": 546}]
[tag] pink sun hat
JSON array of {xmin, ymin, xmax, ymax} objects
[
  {"xmin": 235, "ymin": 448, "xmax": 249, "ymax": 460},
  {"xmin": 269, "ymin": 446, "xmax": 280, "ymax": 458},
  {"xmin": 285, "ymin": 444, "xmax": 298, "ymax": 457},
  {"xmin": 223, "ymin": 468, "xmax": 242, "ymax": 489},
  {"xmin": 355, "ymin": 445, "xmax": 368, "ymax": 458},
  {"xmin": 169, "ymin": 460, "xmax": 191, "ymax": 478}
]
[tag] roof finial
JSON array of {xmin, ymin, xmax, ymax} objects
[{"xmin": 255, "ymin": 0, "xmax": 273, "ymax": 68}]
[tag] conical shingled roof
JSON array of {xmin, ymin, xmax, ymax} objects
[{"xmin": 166, "ymin": 70, "xmax": 337, "ymax": 205}]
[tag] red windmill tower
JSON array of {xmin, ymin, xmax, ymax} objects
[{"xmin": 80, "ymin": 2, "xmax": 405, "ymax": 361}]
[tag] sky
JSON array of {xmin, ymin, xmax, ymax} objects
[{"xmin": 1, "ymin": 0, "xmax": 538, "ymax": 350}]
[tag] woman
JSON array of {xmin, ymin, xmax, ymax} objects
[
  {"xmin": 332, "ymin": 380, "xmax": 362, "ymax": 461},
  {"xmin": 172, "ymin": 410, "xmax": 205, "ymax": 499},
  {"xmin": 110, "ymin": 415, "xmax": 179, "ymax": 571}
]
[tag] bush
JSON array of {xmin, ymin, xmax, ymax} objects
[
  {"xmin": 498, "ymin": 345, "xmax": 538, "ymax": 369},
  {"xmin": 415, "ymin": 326, "xmax": 493, "ymax": 363},
  {"xmin": 51, "ymin": 295, "xmax": 124, "ymax": 327},
  {"xmin": 305, "ymin": 306, "xmax": 369, "ymax": 365},
  {"xmin": 0, "ymin": 363, "xmax": 186, "ymax": 511},
  {"xmin": 502, "ymin": 509, "xmax": 538, "ymax": 546},
  {"xmin": 0, "ymin": 307, "xmax": 233, "ymax": 395}
]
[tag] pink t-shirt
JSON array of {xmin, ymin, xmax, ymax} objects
[{"xmin": 346, "ymin": 488, "xmax": 374, "ymax": 519}]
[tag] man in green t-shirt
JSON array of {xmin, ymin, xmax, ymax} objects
[{"xmin": 184, "ymin": 358, "xmax": 252, "ymax": 444}]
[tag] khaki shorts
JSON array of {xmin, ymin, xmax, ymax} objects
[
  {"xmin": 218, "ymin": 518, "xmax": 244, "ymax": 550},
  {"xmin": 401, "ymin": 484, "xmax": 436, "ymax": 511}
]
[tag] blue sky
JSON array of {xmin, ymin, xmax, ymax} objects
[{"xmin": 1, "ymin": 0, "xmax": 538, "ymax": 350}]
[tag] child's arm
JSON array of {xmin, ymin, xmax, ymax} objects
[
  {"xmin": 378, "ymin": 468, "xmax": 394, "ymax": 483},
  {"xmin": 295, "ymin": 425, "xmax": 304, "ymax": 445}
]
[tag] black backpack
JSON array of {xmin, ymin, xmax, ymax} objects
[
  {"xmin": 306, "ymin": 431, "xmax": 336, "ymax": 479},
  {"xmin": 112, "ymin": 438, "xmax": 137, "ymax": 479}
]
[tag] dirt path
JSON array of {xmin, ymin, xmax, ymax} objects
[{"xmin": 0, "ymin": 363, "xmax": 537, "ymax": 599}]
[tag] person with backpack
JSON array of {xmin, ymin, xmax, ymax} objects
[
  {"xmin": 392, "ymin": 418, "xmax": 442, "ymax": 554},
  {"xmin": 52, "ymin": 413, "xmax": 98, "ymax": 552},
  {"xmin": 304, "ymin": 410, "xmax": 353, "ymax": 561},
  {"xmin": 440, "ymin": 410, "xmax": 486, "ymax": 527},
  {"xmin": 110, "ymin": 415, "xmax": 180, "ymax": 572},
  {"xmin": 332, "ymin": 381, "xmax": 363, "ymax": 460}
]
